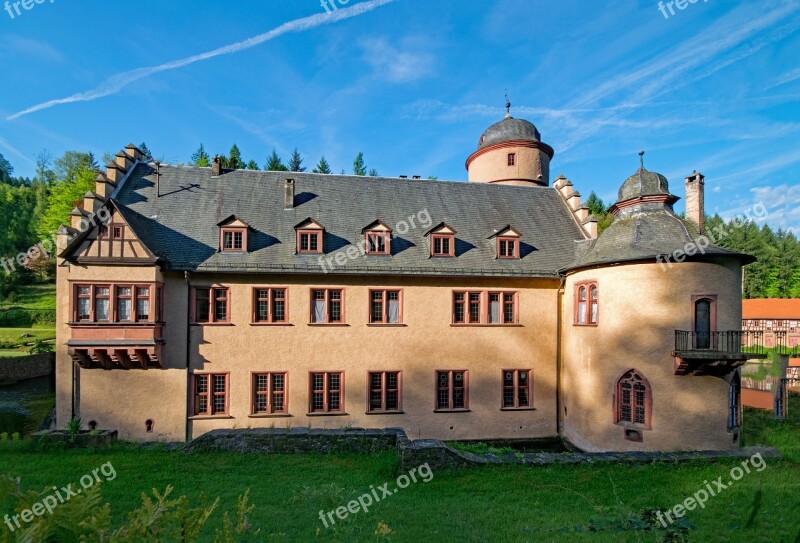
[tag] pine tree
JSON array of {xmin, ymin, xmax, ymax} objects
[
  {"xmin": 368, "ymin": 168, "xmax": 379, "ymax": 177},
  {"xmin": 288, "ymin": 148, "xmax": 306, "ymax": 172},
  {"xmin": 228, "ymin": 144, "xmax": 245, "ymax": 170},
  {"xmin": 139, "ymin": 142, "xmax": 153, "ymax": 161},
  {"xmin": 190, "ymin": 144, "xmax": 210, "ymax": 167},
  {"xmin": 246, "ymin": 160, "xmax": 259, "ymax": 171},
  {"xmin": 265, "ymin": 150, "xmax": 288, "ymax": 171},
  {"xmin": 353, "ymin": 152, "xmax": 367, "ymax": 176},
  {"xmin": 312, "ymin": 156, "xmax": 332, "ymax": 174}
]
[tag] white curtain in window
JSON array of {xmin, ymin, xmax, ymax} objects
[
  {"xmin": 577, "ymin": 301, "xmax": 587, "ymax": 324},
  {"xmin": 490, "ymin": 301, "xmax": 500, "ymax": 323},
  {"xmin": 313, "ymin": 300, "xmax": 326, "ymax": 323},
  {"xmin": 388, "ymin": 300, "xmax": 400, "ymax": 323},
  {"xmin": 590, "ymin": 302, "xmax": 598, "ymax": 323}
]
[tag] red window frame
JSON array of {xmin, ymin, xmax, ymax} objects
[
  {"xmin": 613, "ymin": 369, "xmax": 652, "ymax": 430},
  {"xmin": 115, "ymin": 286, "xmax": 133, "ymax": 322},
  {"xmin": 193, "ymin": 373, "xmax": 229, "ymax": 416},
  {"xmin": 221, "ymin": 227, "xmax": 246, "ymax": 253},
  {"xmin": 309, "ymin": 288, "xmax": 345, "ymax": 324},
  {"xmin": 367, "ymin": 371, "xmax": 402, "ymax": 412},
  {"xmin": 497, "ymin": 237, "xmax": 519, "ymax": 259},
  {"xmin": 309, "ymin": 371, "xmax": 344, "ymax": 413},
  {"xmin": 436, "ymin": 370, "xmax": 468, "ymax": 411},
  {"xmin": 502, "ymin": 369, "xmax": 532, "ymax": 409},
  {"xmin": 452, "ymin": 291, "xmax": 518, "ymax": 325},
  {"xmin": 193, "ymin": 286, "xmax": 230, "ymax": 324},
  {"xmin": 112, "ymin": 226, "xmax": 124, "ymax": 240},
  {"xmin": 507, "ymin": 153, "xmax": 516, "ymax": 166},
  {"xmin": 431, "ymin": 234, "xmax": 455, "ymax": 257},
  {"xmin": 98, "ymin": 225, "xmax": 109, "ymax": 239},
  {"xmin": 574, "ymin": 281, "xmax": 599, "ymax": 326},
  {"xmin": 368, "ymin": 289, "xmax": 403, "ymax": 324},
  {"xmin": 297, "ymin": 229, "xmax": 323, "ymax": 254},
  {"xmin": 135, "ymin": 286, "xmax": 151, "ymax": 322},
  {"xmin": 252, "ymin": 372, "xmax": 288, "ymax": 415},
  {"xmin": 72, "ymin": 282, "xmax": 158, "ymax": 323},
  {"xmin": 252, "ymin": 287, "xmax": 288, "ymax": 324},
  {"xmin": 365, "ymin": 231, "xmax": 391, "ymax": 255}
]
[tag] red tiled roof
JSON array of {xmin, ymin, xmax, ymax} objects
[
  {"xmin": 790, "ymin": 358, "xmax": 800, "ymax": 367},
  {"xmin": 742, "ymin": 298, "xmax": 800, "ymax": 319}
]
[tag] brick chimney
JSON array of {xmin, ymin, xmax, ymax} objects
[
  {"xmin": 211, "ymin": 156, "xmax": 222, "ymax": 177},
  {"xmin": 284, "ymin": 178, "xmax": 295, "ymax": 209},
  {"xmin": 685, "ymin": 172, "xmax": 705, "ymax": 234}
]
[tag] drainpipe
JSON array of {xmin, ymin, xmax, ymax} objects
[
  {"xmin": 184, "ymin": 271, "xmax": 192, "ymax": 443},
  {"xmin": 555, "ymin": 274, "xmax": 566, "ymax": 438}
]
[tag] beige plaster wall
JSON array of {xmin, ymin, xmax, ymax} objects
[
  {"xmin": 560, "ymin": 259, "xmax": 743, "ymax": 452},
  {"xmin": 468, "ymin": 146, "xmax": 551, "ymax": 186}
]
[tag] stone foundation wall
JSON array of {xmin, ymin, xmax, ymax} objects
[{"xmin": 0, "ymin": 353, "xmax": 54, "ymax": 383}]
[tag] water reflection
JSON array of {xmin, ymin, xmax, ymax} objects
[{"xmin": 0, "ymin": 375, "xmax": 55, "ymax": 436}]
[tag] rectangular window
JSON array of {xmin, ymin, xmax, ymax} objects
[
  {"xmin": 453, "ymin": 292, "xmax": 465, "ymax": 324},
  {"xmin": 454, "ymin": 291, "xmax": 517, "ymax": 325},
  {"xmin": 508, "ymin": 153, "xmax": 516, "ymax": 166},
  {"xmin": 253, "ymin": 288, "xmax": 288, "ymax": 323},
  {"xmin": 298, "ymin": 231, "xmax": 322, "ymax": 254},
  {"xmin": 98, "ymin": 225, "xmax": 109, "ymax": 239},
  {"xmin": 310, "ymin": 289, "xmax": 344, "ymax": 324},
  {"xmin": 112, "ymin": 226, "xmax": 124, "ymax": 240},
  {"xmin": 77, "ymin": 286, "xmax": 91, "ymax": 321},
  {"xmin": 194, "ymin": 373, "xmax": 228, "ymax": 416},
  {"xmin": 95, "ymin": 286, "xmax": 110, "ymax": 321},
  {"xmin": 116, "ymin": 286, "xmax": 132, "ymax": 321},
  {"xmin": 252, "ymin": 372, "xmax": 287, "ymax": 414},
  {"xmin": 309, "ymin": 372, "xmax": 344, "ymax": 413},
  {"xmin": 222, "ymin": 229, "xmax": 244, "ymax": 252},
  {"xmin": 431, "ymin": 234, "xmax": 454, "ymax": 257},
  {"xmin": 194, "ymin": 287, "xmax": 229, "ymax": 323},
  {"xmin": 368, "ymin": 371, "xmax": 401, "ymax": 412},
  {"xmin": 498, "ymin": 238, "xmax": 518, "ymax": 259},
  {"xmin": 503, "ymin": 369, "xmax": 532, "ymax": 408},
  {"xmin": 468, "ymin": 292, "xmax": 481, "ymax": 323},
  {"xmin": 436, "ymin": 370, "xmax": 468, "ymax": 410},
  {"xmin": 366, "ymin": 233, "xmax": 389, "ymax": 255},
  {"xmin": 136, "ymin": 287, "xmax": 150, "ymax": 322},
  {"xmin": 369, "ymin": 290, "xmax": 402, "ymax": 324}
]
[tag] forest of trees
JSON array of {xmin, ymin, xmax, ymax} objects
[{"xmin": 0, "ymin": 147, "xmax": 797, "ymax": 300}]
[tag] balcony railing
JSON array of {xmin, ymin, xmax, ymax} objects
[{"xmin": 675, "ymin": 330, "xmax": 799, "ymax": 357}]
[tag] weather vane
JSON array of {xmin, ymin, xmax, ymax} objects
[
  {"xmin": 639, "ymin": 150, "xmax": 645, "ymax": 168},
  {"xmin": 505, "ymin": 89, "xmax": 511, "ymax": 117}
]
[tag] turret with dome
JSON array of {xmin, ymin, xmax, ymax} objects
[{"xmin": 466, "ymin": 98, "xmax": 554, "ymax": 187}]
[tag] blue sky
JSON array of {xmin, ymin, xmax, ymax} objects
[{"xmin": 1, "ymin": 0, "xmax": 799, "ymax": 231}]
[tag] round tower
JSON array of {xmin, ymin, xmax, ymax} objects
[{"xmin": 466, "ymin": 101, "xmax": 554, "ymax": 187}]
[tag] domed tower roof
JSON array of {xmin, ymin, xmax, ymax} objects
[
  {"xmin": 562, "ymin": 154, "xmax": 753, "ymax": 271},
  {"xmin": 478, "ymin": 117, "xmax": 542, "ymax": 149}
]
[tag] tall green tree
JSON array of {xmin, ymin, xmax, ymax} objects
[
  {"xmin": 353, "ymin": 152, "xmax": 367, "ymax": 176},
  {"xmin": 228, "ymin": 144, "xmax": 245, "ymax": 170},
  {"xmin": 0, "ymin": 152, "xmax": 13, "ymax": 184},
  {"xmin": 312, "ymin": 156, "xmax": 332, "ymax": 174},
  {"xmin": 265, "ymin": 150, "xmax": 288, "ymax": 172},
  {"xmin": 288, "ymin": 148, "xmax": 306, "ymax": 172},
  {"xmin": 36, "ymin": 152, "xmax": 97, "ymax": 239},
  {"xmin": 246, "ymin": 160, "xmax": 259, "ymax": 171},
  {"xmin": 190, "ymin": 144, "xmax": 210, "ymax": 167},
  {"xmin": 54, "ymin": 152, "xmax": 97, "ymax": 185},
  {"xmin": 139, "ymin": 142, "xmax": 153, "ymax": 161}
]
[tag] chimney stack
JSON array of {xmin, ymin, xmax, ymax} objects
[
  {"xmin": 284, "ymin": 178, "xmax": 295, "ymax": 209},
  {"xmin": 211, "ymin": 156, "xmax": 222, "ymax": 177},
  {"xmin": 685, "ymin": 171, "xmax": 705, "ymax": 234}
]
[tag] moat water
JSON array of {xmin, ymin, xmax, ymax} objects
[{"xmin": 0, "ymin": 375, "xmax": 54, "ymax": 436}]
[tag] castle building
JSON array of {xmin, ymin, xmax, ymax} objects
[{"xmin": 55, "ymin": 110, "xmax": 758, "ymax": 451}]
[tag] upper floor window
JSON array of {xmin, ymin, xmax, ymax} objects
[
  {"xmin": 193, "ymin": 373, "xmax": 228, "ymax": 416},
  {"xmin": 453, "ymin": 291, "xmax": 518, "ymax": 325},
  {"xmin": 363, "ymin": 220, "xmax": 392, "ymax": 255},
  {"xmin": 194, "ymin": 287, "xmax": 229, "ymax": 323},
  {"xmin": 73, "ymin": 283, "xmax": 159, "ymax": 323},
  {"xmin": 575, "ymin": 282, "xmax": 599, "ymax": 325},
  {"xmin": 503, "ymin": 369, "xmax": 532, "ymax": 409},
  {"xmin": 252, "ymin": 372, "xmax": 287, "ymax": 415},
  {"xmin": 615, "ymin": 369, "xmax": 652, "ymax": 430},
  {"xmin": 436, "ymin": 370, "xmax": 468, "ymax": 411},
  {"xmin": 425, "ymin": 222, "xmax": 456, "ymax": 257},
  {"xmin": 112, "ymin": 226, "xmax": 124, "ymax": 240},
  {"xmin": 369, "ymin": 290, "xmax": 402, "ymax": 324},
  {"xmin": 507, "ymin": 153, "xmax": 516, "ymax": 166},
  {"xmin": 490, "ymin": 226, "xmax": 522, "ymax": 260},
  {"xmin": 368, "ymin": 371, "xmax": 401, "ymax": 412},
  {"xmin": 253, "ymin": 288, "xmax": 287, "ymax": 324},
  {"xmin": 295, "ymin": 218, "xmax": 324, "ymax": 254},
  {"xmin": 310, "ymin": 288, "xmax": 344, "ymax": 324},
  {"xmin": 217, "ymin": 216, "xmax": 249, "ymax": 253}
]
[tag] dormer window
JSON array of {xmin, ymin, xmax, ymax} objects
[
  {"xmin": 295, "ymin": 218, "xmax": 324, "ymax": 254},
  {"xmin": 425, "ymin": 222, "xmax": 456, "ymax": 258},
  {"xmin": 362, "ymin": 220, "xmax": 392, "ymax": 255},
  {"xmin": 490, "ymin": 226, "xmax": 522, "ymax": 259},
  {"xmin": 217, "ymin": 216, "xmax": 249, "ymax": 253}
]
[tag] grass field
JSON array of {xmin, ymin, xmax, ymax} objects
[
  {"xmin": 0, "ymin": 283, "xmax": 56, "ymax": 356},
  {"xmin": 0, "ymin": 284, "xmax": 56, "ymax": 311},
  {"xmin": 1, "ymin": 396, "xmax": 799, "ymax": 542}
]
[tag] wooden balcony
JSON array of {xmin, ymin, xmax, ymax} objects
[{"xmin": 673, "ymin": 330, "xmax": 768, "ymax": 377}]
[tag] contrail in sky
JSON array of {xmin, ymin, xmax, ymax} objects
[{"xmin": 7, "ymin": 0, "xmax": 395, "ymax": 120}]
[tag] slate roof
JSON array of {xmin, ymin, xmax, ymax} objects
[
  {"xmin": 617, "ymin": 167, "xmax": 671, "ymax": 202},
  {"xmin": 478, "ymin": 117, "xmax": 542, "ymax": 149},
  {"xmin": 108, "ymin": 163, "xmax": 587, "ymax": 278}
]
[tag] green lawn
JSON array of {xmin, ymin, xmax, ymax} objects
[{"xmin": 0, "ymin": 283, "xmax": 56, "ymax": 311}]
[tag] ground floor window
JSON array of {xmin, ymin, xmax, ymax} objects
[
  {"xmin": 309, "ymin": 372, "xmax": 344, "ymax": 413},
  {"xmin": 252, "ymin": 372, "xmax": 287, "ymax": 414},
  {"xmin": 436, "ymin": 370, "xmax": 468, "ymax": 410},
  {"xmin": 502, "ymin": 369, "xmax": 532, "ymax": 408},
  {"xmin": 193, "ymin": 373, "xmax": 228, "ymax": 416},
  {"xmin": 615, "ymin": 369, "xmax": 652, "ymax": 430},
  {"xmin": 368, "ymin": 371, "xmax": 401, "ymax": 412}
]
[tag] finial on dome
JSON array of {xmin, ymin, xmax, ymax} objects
[
  {"xmin": 639, "ymin": 150, "xmax": 645, "ymax": 169},
  {"xmin": 504, "ymin": 89, "xmax": 511, "ymax": 118}
]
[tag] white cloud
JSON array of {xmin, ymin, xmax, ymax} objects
[{"xmin": 360, "ymin": 37, "xmax": 435, "ymax": 83}]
